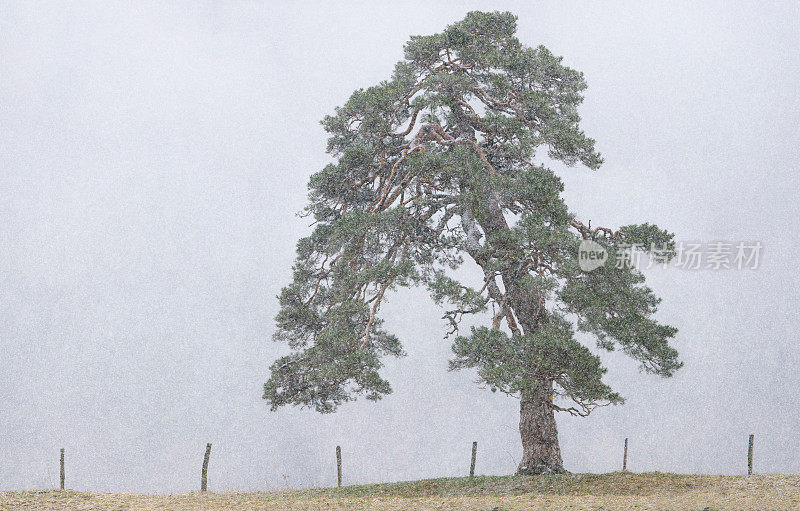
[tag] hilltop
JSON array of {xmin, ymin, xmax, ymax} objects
[{"xmin": 3, "ymin": 472, "xmax": 799, "ymax": 510}]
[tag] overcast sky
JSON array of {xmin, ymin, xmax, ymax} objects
[{"xmin": 1, "ymin": 0, "xmax": 799, "ymax": 493}]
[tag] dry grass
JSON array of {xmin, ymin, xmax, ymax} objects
[{"xmin": 3, "ymin": 472, "xmax": 800, "ymax": 510}]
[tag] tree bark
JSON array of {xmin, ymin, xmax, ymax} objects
[
  {"xmin": 456, "ymin": 113, "xmax": 567, "ymax": 476},
  {"xmin": 471, "ymin": 191, "xmax": 565, "ymax": 475},
  {"xmin": 517, "ymin": 380, "xmax": 565, "ymax": 475}
]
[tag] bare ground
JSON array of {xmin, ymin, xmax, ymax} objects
[{"xmin": 3, "ymin": 472, "xmax": 800, "ymax": 510}]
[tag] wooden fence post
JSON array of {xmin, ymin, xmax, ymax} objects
[
  {"xmin": 622, "ymin": 438, "xmax": 628, "ymax": 472},
  {"xmin": 748, "ymin": 434, "xmax": 754, "ymax": 475},
  {"xmin": 60, "ymin": 448, "xmax": 65, "ymax": 490},
  {"xmin": 336, "ymin": 446, "xmax": 342, "ymax": 488},
  {"xmin": 201, "ymin": 443, "xmax": 212, "ymax": 492},
  {"xmin": 470, "ymin": 441, "xmax": 477, "ymax": 477}
]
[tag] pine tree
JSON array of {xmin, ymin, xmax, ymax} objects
[{"xmin": 264, "ymin": 11, "xmax": 681, "ymax": 474}]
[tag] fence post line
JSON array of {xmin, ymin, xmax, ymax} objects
[
  {"xmin": 336, "ymin": 446, "xmax": 342, "ymax": 488},
  {"xmin": 60, "ymin": 448, "xmax": 65, "ymax": 490},
  {"xmin": 622, "ymin": 438, "xmax": 628, "ymax": 472},
  {"xmin": 201, "ymin": 443, "xmax": 212, "ymax": 492},
  {"xmin": 748, "ymin": 434, "xmax": 754, "ymax": 475},
  {"xmin": 470, "ymin": 441, "xmax": 477, "ymax": 477}
]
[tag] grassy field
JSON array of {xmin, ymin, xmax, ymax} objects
[{"xmin": 3, "ymin": 472, "xmax": 800, "ymax": 510}]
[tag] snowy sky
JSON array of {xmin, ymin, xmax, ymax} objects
[{"xmin": 1, "ymin": 1, "xmax": 799, "ymax": 493}]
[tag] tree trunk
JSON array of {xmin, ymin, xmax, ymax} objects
[
  {"xmin": 466, "ymin": 174, "xmax": 567, "ymax": 475},
  {"xmin": 517, "ymin": 380, "xmax": 565, "ymax": 475}
]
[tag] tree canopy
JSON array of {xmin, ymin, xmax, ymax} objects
[{"xmin": 264, "ymin": 11, "xmax": 680, "ymax": 419}]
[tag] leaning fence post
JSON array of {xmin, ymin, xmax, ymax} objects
[
  {"xmin": 622, "ymin": 438, "xmax": 628, "ymax": 472},
  {"xmin": 60, "ymin": 448, "xmax": 65, "ymax": 490},
  {"xmin": 748, "ymin": 434, "xmax": 754, "ymax": 475},
  {"xmin": 336, "ymin": 446, "xmax": 342, "ymax": 487},
  {"xmin": 201, "ymin": 443, "xmax": 212, "ymax": 491},
  {"xmin": 470, "ymin": 441, "xmax": 477, "ymax": 477}
]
